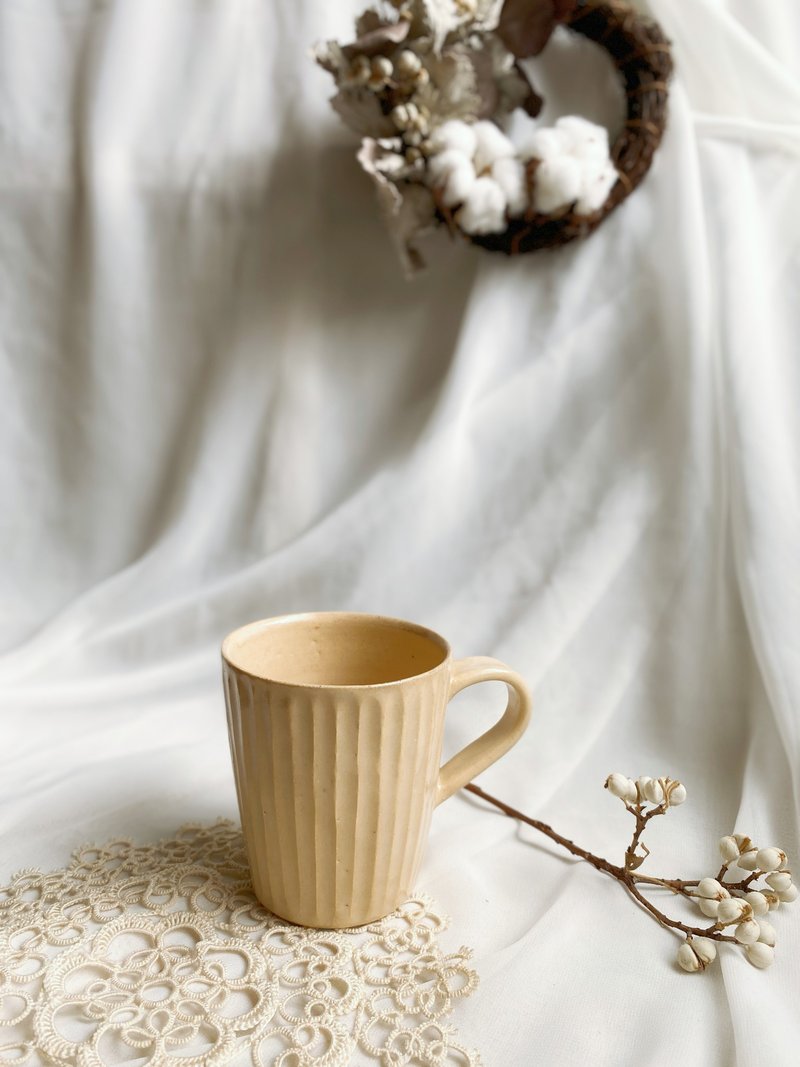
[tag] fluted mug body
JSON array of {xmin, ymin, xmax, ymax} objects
[{"xmin": 222, "ymin": 613, "xmax": 531, "ymax": 928}]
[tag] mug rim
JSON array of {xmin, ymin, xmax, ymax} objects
[{"xmin": 221, "ymin": 611, "xmax": 452, "ymax": 689}]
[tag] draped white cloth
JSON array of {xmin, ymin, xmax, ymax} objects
[{"xmin": 1, "ymin": 0, "xmax": 799, "ymax": 1062}]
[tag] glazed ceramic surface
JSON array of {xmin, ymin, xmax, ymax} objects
[{"xmin": 222, "ymin": 612, "xmax": 531, "ymax": 928}]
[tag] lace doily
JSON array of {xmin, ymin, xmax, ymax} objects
[{"xmin": 0, "ymin": 821, "xmax": 481, "ymax": 1067}]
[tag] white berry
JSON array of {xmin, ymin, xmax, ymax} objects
[
  {"xmin": 693, "ymin": 937, "xmax": 717, "ymax": 965},
  {"xmin": 695, "ymin": 877, "xmax": 729, "ymax": 917},
  {"xmin": 396, "ymin": 49, "xmax": 421, "ymax": 76},
  {"xmin": 734, "ymin": 919, "xmax": 761, "ymax": 945},
  {"xmin": 745, "ymin": 942, "xmax": 774, "ymax": 969},
  {"xmin": 737, "ymin": 849, "xmax": 760, "ymax": 871},
  {"xmin": 371, "ymin": 56, "xmax": 393, "ymax": 79},
  {"xmin": 745, "ymin": 891, "xmax": 769, "ymax": 916},
  {"xmin": 756, "ymin": 848, "xmax": 787, "ymax": 872},
  {"xmin": 677, "ymin": 937, "xmax": 716, "ymax": 972},
  {"xmin": 667, "ymin": 782, "xmax": 687, "ymax": 806},
  {"xmin": 605, "ymin": 773, "xmax": 637, "ymax": 803},
  {"xmin": 717, "ymin": 898, "xmax": 751, "ymax": 925},
  {"xmin": 757, "ymin": 919, "xmax": 776, "ymax": 947},
  {"xmin": 642, "ymin": 778, "xmax": 664, "ymax": 805},
  {"xmin": 719, "ymin": 836, "xmax": 740, "ymax": 863},
  {"xmin": 766, "ymin": 870, "xmax": 792, "ymax": 893},
  {"xmin": 696, "ymin": 878, "xmax": 726, "ymax": 901}
]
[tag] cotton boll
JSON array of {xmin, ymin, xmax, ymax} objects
[
  {"xmin": 519, "ymin": 126, "xmax": 570, "ymax": 162},
  {"xmin": 532, "ymin": 155, "xmax": 582, "ymax": 215},
  {"xmin": 428, "ymin": 119, "xmax": 478, "ymax": 159},
  {"xmin": 556, "ymin": 115, "xmax": 610, "ymax": 164},
  {"xmin": 472, "ymin": 120, "xmax": 515, "ymax": 173},
  {"xmin": 574, "ymin": 160, "xmax": 618, "ymax": 215},
  {"xmin": 439, "ymin": 160, "xmax": 476, "ymax": 207},
  {"xmin": 427, "ymin": 148, "xmax": 471, "ymax": 186},
  {"xmin": 491, "ymin": 156, "xmax": 528, "ymax": 217},
  {"xmin": 455, "ymin": 176, "xmax": 508, "ymax": 235}
]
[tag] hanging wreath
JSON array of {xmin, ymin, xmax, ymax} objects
[{"xmin": 314, "ymin": 0, "xmax": 672, "ymax": 272}]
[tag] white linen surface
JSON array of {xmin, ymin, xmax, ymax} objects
[{"xmin": 1, "ymin": 0, "xmax": 799, "ymax": 1063}]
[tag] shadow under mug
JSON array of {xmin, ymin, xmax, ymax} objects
[{"xmin": 222, "ymin": 612, "xmax": 532, "ymax": 928}]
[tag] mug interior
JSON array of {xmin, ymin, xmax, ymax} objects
[{"xmin": 222, "ymin": 613, "xmax": 449, "ymax": 687}]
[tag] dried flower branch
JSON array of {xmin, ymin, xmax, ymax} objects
[
  {"xmin": 464, "ymin": 775, "xmax": 795, "ymax": 971},
  {"xmin": 497, "ymin": 0, "xmax": 577, "ymax": 58}
]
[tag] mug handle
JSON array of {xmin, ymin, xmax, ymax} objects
[{"xmin": 436, "ymin": 656, "xmax": 532, "ymax": 805}]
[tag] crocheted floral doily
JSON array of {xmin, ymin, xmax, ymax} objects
[{"xmin": 0, "ymin": 820, "xmax": 480, "ymax": 1066}]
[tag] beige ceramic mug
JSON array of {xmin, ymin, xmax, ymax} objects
[{"xmin": 222, "ymin": 612, "xmax": 532, "ymax": 928}]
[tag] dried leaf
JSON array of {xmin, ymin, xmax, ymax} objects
[
  {"xmin": 415, "ymin": 43, "xmax": 482, "ymax": 124},
  {"xmin": 473, "ymin": 0, "xmax": 507, "ymax": 31},
  {"xmin": 469, "ymin": 34, "xmax": 542, "ymax": 118},
  {"xmin": 312, "ymin": 40, "xmax": 346, "ymax": 76},
  {"xmin": 497, "ymin": 0, "xmax": 577, "ymax": 58},
  {"xmin": 625, "ymin": 849, "xmax": 646, "ymax": 871},
  {"xmin": 343, "ymin": 14, "xmax": 411, "ymax": 59},
  {"xmin": 420, "ymin": 0, "xmax": 464, "ymax": 52},
  {"xmin": 419, "ymin": 0, "xmax": 505, "ymax": 53},
  {"xmin": 330, "ymin": 89, "xmax": 397, "ymax": 138},
  {"xmin": 357, "ymin": 138, "xmax": 437, "ymax": 275},
  {"xmin": 553, "ymin": 0, "xmax": 578, "ymax": 18},
  {"xmin": 355, "ymin": 8, "xmax": 393, "ymax": 38}
]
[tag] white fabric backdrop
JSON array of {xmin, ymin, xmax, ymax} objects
[{"xmin": 1, "ymin": 0, "xmax": 799, "ymax": 1062}]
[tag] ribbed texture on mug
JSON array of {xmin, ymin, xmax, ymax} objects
[{"xmin": 223, "ymin": 663, "xmax": 447, "ymax": 928}]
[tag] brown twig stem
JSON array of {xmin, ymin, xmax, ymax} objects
[
  {"xmin": 463, "ymin": 782, "xmax": 737, "ymax": 944},
  {"xmin": 632, "ymin": 873, "xmax": 699, "ymax": 896},
  {"xmin": 716, "ymin": 867, "xmax": 760, "ymax": 892},
  {"xmin": 464, "ymin": 782, "xmax": 624, "ymax": 878}
]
